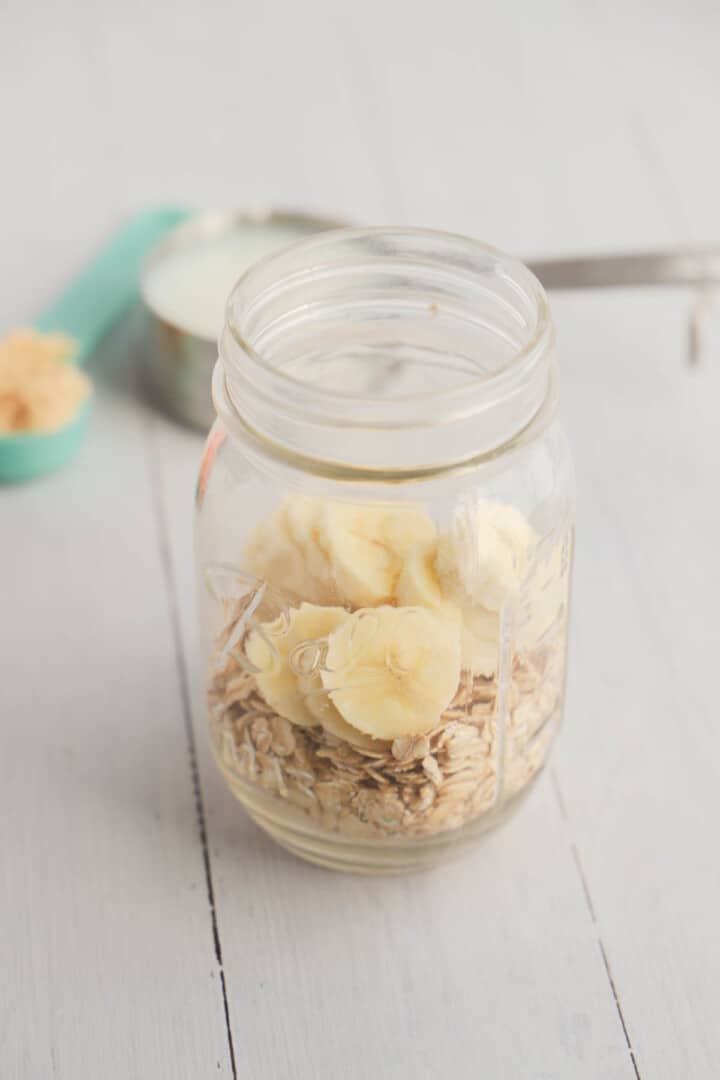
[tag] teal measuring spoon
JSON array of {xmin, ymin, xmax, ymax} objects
[{"xmin": 0, "ymin": 206, "xmax": 190, "ymax": 483}]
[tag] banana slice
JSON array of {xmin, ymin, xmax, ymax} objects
[
  {"xmin": 296, "ymin": 658, "xmax": 387, "ymax": 751},
  {"xmin": 246, "ymin": 496, "xmax": 436, "ymax": 609},
  {"xmin": 459, "ymin": 606, "xmax": 500, "ymax": 676},
  {"xmin": 437, "ymin": 499, "xmax": 537, "ymax": 612},
  {"xmin": 321, "ymin": 606, "xmax": 461, "ymax": 738},
  {"xmin": 396, "ymin": 542, "xmax": 457, "ymax": 614},
  {"xmin": 246, "ymin": 603, "xmax": 349, "ymax": 727},
  {"xmin": 320, "ymin": 503, "xmax": 436, "ymax": 608},
  {"xmin": 245, "ymin": 498, "xmax": 336, "ymax": 604},
  {"xmin": 303, "ymin": 687, "xmax": 387, "ymax": 752},
  {"xmin": 397, "ymin": 541, "xmax": 500, "ymax": 676},
  {"xmin": 284, "ymin": 496, "xmax": 336, "ymax": 591},
  {"xmin": 245, "ymin": 505, "xmax": 307, "ymax": 599}
]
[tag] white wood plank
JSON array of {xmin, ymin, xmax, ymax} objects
[
  {"xmin": 554, "ymin": 287, "xmax": 720, "ymax": 1080},
  {"xmin": 0, "ymin": 2, "xmax": 124, "ymax": 325},
  {"xmin": 332, "ymin": 0, "xmax": 693, "ymax": 254},
  {"xmin": 94, "ymin": 1, "xmax": 394, "ymax": 224},
  {"xmin": 0, "ymin": 330, "xmax": 233, "ymax": 1077},
  {"xmin": 211, "ymin": 781, "xmax": 637, "ymax": 1080},
  {"xmin": 582, "ymin": 1, "xmax": 720, "ymax": 245}
]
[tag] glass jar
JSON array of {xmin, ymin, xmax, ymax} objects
[{"xmin": 195, "ymin": 228, "xmax": 574, "ymax": 873}]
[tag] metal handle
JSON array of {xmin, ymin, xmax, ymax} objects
[
  {"xmin": 526, "ymin": 248, "xmax": 720, "ymax": 290},
  {"xmin": 526, "ymin": 248, "xmax": 719, "ymax": 367}
]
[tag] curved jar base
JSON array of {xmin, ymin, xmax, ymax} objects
[{"xmin": 218, "ymin": 763, "xmax": 543, "ymax": 874}]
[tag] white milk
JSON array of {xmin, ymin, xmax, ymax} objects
[{"xmin": 144, "ymin": 222, "xmax": 309, "ymax": 340}]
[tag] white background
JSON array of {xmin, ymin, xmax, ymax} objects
[{"xmin": 2, "ymin": 2, "xmax": 720, "ymax": 1077}]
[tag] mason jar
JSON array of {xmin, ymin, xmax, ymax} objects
[{"xmin": 195, "ymin": 228, "xmax": 574, "ymax": 873}]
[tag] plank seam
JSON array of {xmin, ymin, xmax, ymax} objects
[
  {"xmin": 145, "ymin": 414, "xmax": 238, "ymax": 1080},
  {"xmin": 550, "ymin": 769, "xmax": 642, "ymax": 1080}
]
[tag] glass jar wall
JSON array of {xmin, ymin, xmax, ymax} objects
[{"xmin": 195, "ymin": 229, "xmax": 574, "ymax": 873}]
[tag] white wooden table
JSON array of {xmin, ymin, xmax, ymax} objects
[{"xmin": 2, "ymin": 3, "xmax": 720, "ymax": 1077}]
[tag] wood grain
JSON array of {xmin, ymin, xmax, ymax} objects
[
  {"xmin": 0, "ymin": 338, "xmax": 232, "ymax": 1077},
  {"xmin": 554, "ymin": 288, "xmax": 720, "ymax": 1080}
]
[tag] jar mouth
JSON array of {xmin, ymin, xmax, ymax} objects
[{"xmin": 218, "ymin": 227, "xmax": 555, "ymax": 473}]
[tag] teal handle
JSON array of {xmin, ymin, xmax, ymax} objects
[{"xmin": 34, "ymin": 206, "xmax": 191, "ymax": 365}]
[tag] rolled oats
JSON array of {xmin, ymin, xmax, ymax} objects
[{"xmin": 207, "ymin": 599, "xmax": 565, "ymax": 841}]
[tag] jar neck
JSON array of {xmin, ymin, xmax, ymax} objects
[{"xmin": 216, "ymin": 228, "xmax": 555, "ymax": 478}]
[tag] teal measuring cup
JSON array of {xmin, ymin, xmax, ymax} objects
[{"xmin": 0, "ymin": 207, "xmax": 190, "ymax": 483}]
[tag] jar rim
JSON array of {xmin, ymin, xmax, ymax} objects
[{"xmin": 217, "ymin": 226, "xmax": 556, "ymax": 474}]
